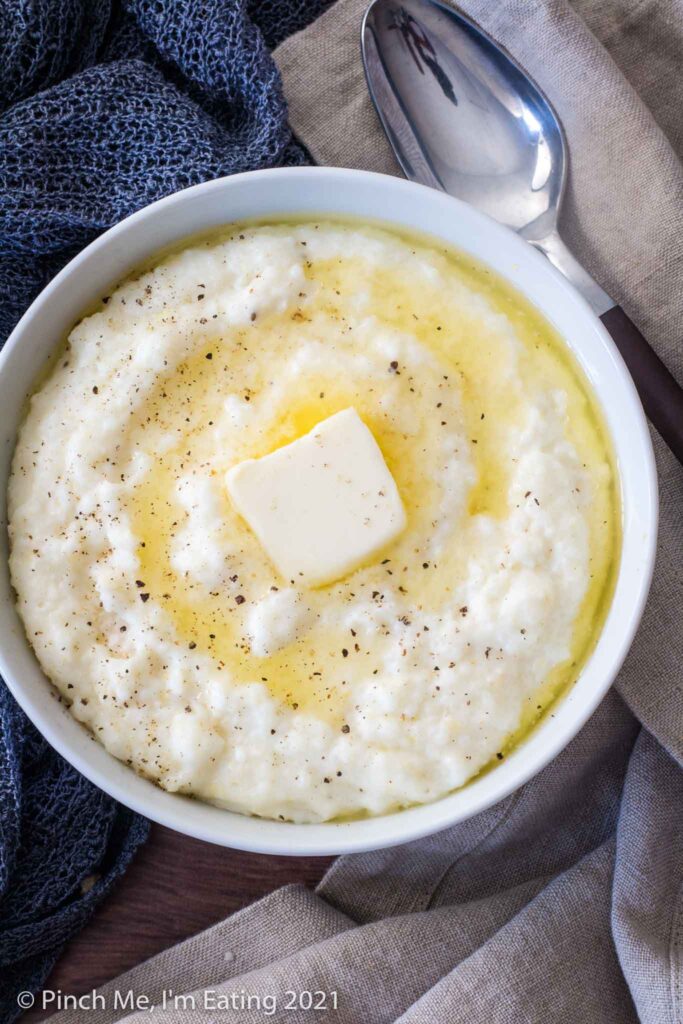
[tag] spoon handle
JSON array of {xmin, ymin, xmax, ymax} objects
[{"xmin": 600, "ymin": 306, "xmax": 683, "ymax": 463}]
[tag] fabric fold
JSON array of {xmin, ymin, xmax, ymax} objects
[
  {"xmin": 45, "ymin": 886, "xmax": 354, "ymax": 1024},
  {"xmin": 612, "ymin": 729, "xmax": 683, "ymax": 1024}
]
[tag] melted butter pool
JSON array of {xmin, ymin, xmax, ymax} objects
[{"xmin": 125, "ymin": 220, "xmax": 619, "ymax": 735}]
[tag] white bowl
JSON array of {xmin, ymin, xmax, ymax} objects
[{"xmin": 0, "ymin": 168, "xmax": 657, "ymax": 855}]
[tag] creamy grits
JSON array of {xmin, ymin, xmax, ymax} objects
[{"xmin": 8, "ymin": 221, "xmax": 619, "ymax": 823}]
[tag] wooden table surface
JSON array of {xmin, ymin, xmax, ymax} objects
[{"xmin": 25, "ymin": 825, "xmax": 333, "ymax": 1022}]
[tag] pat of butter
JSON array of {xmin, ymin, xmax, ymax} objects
[{"xmin": 226, "ymin": 408, "xmax": 406, "ymax": 587}]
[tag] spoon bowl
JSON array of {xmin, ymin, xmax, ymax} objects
[{"xmin": 363, "ymin": 0, "xmax": 565, "ymax": 240}]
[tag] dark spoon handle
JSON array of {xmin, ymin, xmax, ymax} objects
[{"xmin": 600, "ymin": 305, "xmax": 683, "ymax": 464}]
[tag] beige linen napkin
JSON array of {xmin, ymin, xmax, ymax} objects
[{"xmin": 48, "ymin": 2, "xmax": 683, "ymax": 1022}]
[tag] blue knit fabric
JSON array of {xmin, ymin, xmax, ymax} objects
[{"xmin": 0, "ymin": 2, "xmax": 329, "ymax": 1020}]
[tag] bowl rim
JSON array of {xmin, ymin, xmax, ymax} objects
[{"xmin": 0, "ymin": 166, "xmax": 658, "ymax": 855}]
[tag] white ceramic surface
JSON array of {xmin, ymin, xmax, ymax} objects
[{"xmin": 0, "ymin": 168, "xmax": 657, "ymax": 855}]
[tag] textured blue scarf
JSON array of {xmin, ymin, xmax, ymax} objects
[{"xmin": 0, "ymin": 2, "xmax": 329, "ymax": 1018}]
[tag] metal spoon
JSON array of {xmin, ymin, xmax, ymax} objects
[{"xmin": 362, "ymin": 0, "xmax": 683, "ymax": 463}]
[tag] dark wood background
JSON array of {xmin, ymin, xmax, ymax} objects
[{"xmin": 24, "ymin": 825, "xmax": 333, "ymax": 1023}]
